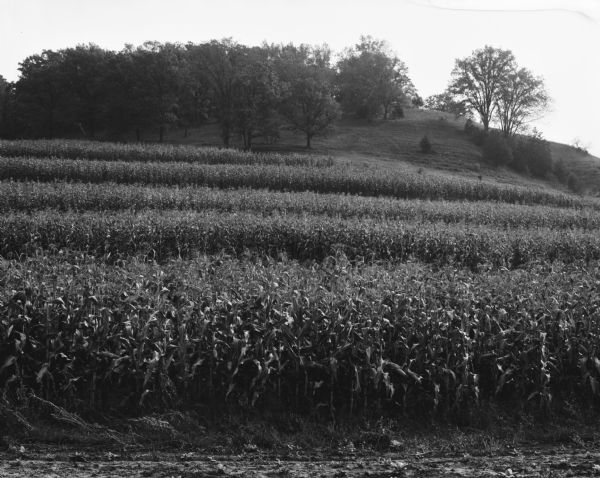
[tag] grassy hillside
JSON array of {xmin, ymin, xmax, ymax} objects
[
  {"xmin": 550, "ymin": 140, "xmax": 600, "ymax": 194},
  {"xmin": 162, "ymin": 108, "xmax": 599, "ymax": 195}
]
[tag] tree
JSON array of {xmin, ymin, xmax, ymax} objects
[
  {"xmin": 15, "ymin": 50, "xmax": 67, "ymax": 138},
  {"xmin": 231, "ymin": 46, "xmax": 282, "ymax": 150},
  {"xmin": 129, "ymin": 42, "xmax": 184, "ymax": 142},
  {"xmin": 275, "ymin": 44, "xmax": 338, "ymax": 148},
  {"xmin": 101, "ymin": 47, "xmax": 144, "ymax": 140},
  {"xmin": 195, "ymin": 39, "xmax": 244, "ymax": 147},
  {"xmin": 0, "ymin": 75, "xmax": 10, "ymax": 137},
  {"xmin": 60, "ymin": 44, "xmax": 113, "ymax": 138},
  {"xmin": 571, "ymin": 138, "xmax": 589, "ymax": 155},
  {"xmin": 449, "ymin": 46, "xmax": 515, "ymax": 131},
  {"xmin": 411, "ymin": 94, "xmax": 424, "ymax": 108},
  {"xmin": 424, "ymin": 91, "xmax": 469, "ymax": 118},
  {"xmin": 495, "ymin": 67, "xmax": 549, "ymax": 137},
  {"xmin": 336, "ymin": 36, "xmax": 415, "ymax": 120},
  {"xmin": 179, "ymin": 44, "xmax": 213, "ymax": 136}
]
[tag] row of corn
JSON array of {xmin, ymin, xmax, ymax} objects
[
  {"xmin": 0, "ymin": 156, "xmax": 590, "ymax": 208},
  {"xmin": 1, "ymin": 255, "xmax": 599, "ymax": 418}
]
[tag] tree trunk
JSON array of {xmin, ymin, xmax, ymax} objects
[
  {"xmin": 136, "ymin": 128, "xmax": 141, "ymax": 142},
  {"xmin": 77, "ymin": 122, "xmax": 87, "ymax": 137},
  {"xmin": 242, "ymin": 131, "xmax": 252, "ymax": 151},
  {"xmin": 306, "ymin": 134, "xmax": 312, "ymax": 149},
  {"xmin": 89, "ymin": 116, "xmax": 96, "ymax": 139},
  {"xmin": 0, "ymin": 93, "xmax": 9, "ymax": 138},
  {"xmin": 47, "ymin": 110, "xmax": 54, "ymax": 139},
  {"xmin": 159, "ymin": 125, "xmax": 164, "ymax": 143},
  {"xmin": 221, "ymin": 123, "xmax": 230, "ymax": 147}
]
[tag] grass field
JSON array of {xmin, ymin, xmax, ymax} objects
[{"xmin": 1, "ymin": 134, "xmax": 600, "ymax": 433}]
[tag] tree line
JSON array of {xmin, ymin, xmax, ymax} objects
[
  {"xmin": 0, "ymin": 37, "xmax": 416, "ymax": 148},
  {"xmin": 0, "ymin": 40, "xmax": 548, "ymax": 151}
]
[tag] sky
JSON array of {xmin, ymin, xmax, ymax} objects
[{"xmin": 1, "ymin": 0, "xmax": 599, "ymax": 155}]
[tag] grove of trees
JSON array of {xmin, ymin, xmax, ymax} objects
[{"xmin": 0, "ymin": 37, "xmax": 418, "ymax": 148}]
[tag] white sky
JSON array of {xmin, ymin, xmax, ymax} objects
[{"xmin": 1, "ymin": 0, "xmax": 599, "ymax": 155}]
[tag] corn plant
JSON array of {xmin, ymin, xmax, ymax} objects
[
  {"xmin": 2, "ymin": 255, "xmax": 600, "ymax": 419},
  {"xmin": 0, "ymin": 156, "xmax": 591, "ymax": 208},
  {"xmin": 0, "ymin": 139, "xmax": 334, "ymax": 167},
  {"xmin": 1, "ymin": 180, "xmax": 599, "ymax": 230}
]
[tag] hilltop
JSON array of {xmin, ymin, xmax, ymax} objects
[{"xmin": 163, "ymin": 108, "xmax": 600, "ymax": 196}]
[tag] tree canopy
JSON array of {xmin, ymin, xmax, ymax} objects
[
  {"xmin": 449, "ymin": 46, "xmax": 516, "ymax": 132},
  {"xmin": 0, "ymin": 75, "xmax": 10, "ymax": 136},
  {"xmin": 336, "ymin": 36, "xmax": 416, "ymax": 120},
  {"xmin": 424, "ymin": 92, "xmax": 469, "ymax": 118},
  {"xmin": 425, "ymin": 46, "xmax": 549, "ymax": 138},
  {"xmin": 495, "ymin": 67, "xmax": 549, "ymax": 137},
  {"xmin": 275, "ymin": 44, "xmax": 338, "ymax": 148}
]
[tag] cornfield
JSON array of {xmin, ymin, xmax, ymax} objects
[
  {"xmin": 0, "ymin": 156, "xmax": 593, "ymax": 207},
  {"xmin": 2, "ymin": 255, "xmax": 600, "ymax": 418},
  {"xmin": 2, "ymin": 209, "xmax": 600, "ymax": 266},
  {"xmin": 1, "ymin": 140, "xmax": 600, "ymax": 422},
  {"xmin": 1, "ymin": 180, "xmax": 599, "ymax": 229},
  {"xmin": 0, "ymin": 139, "xmax": 334, "ymax": 167}
]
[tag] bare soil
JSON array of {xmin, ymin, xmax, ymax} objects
[{"xmin": 3, "ymin": 444, "xmax": 600, "ymax": 477}]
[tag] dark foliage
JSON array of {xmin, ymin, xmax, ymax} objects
[
  {"xmin": 513, "ymin": 136, "xmax": 552, "ymax": 178},
  {"xmin": 392, "ymin": 105, "xmax": 404, "ymax": 118},
  {"xmin": 482, "ymin": 132, "xmax": 512, "ymax": 167},
  {"xmin": 411, "ymin": 94, "xmax": 424, "ymax": 108},
  {"xmin": 567, "ymin": 173, "xmax": 581, "ymax": 193},
  {"xmin": 464, "ymin": 119, "xmax": 487, "ymax": 146},
  {"xmin": 464, "ymin": 118, "xmax": 476, "ymax": 134},
  {"xmin": 553, "ymin": 159, "xmax": 568, "ymax": 184},
  {"xmin": 419, "ymin": 134, "xmax": 432, "ymax": 153}
]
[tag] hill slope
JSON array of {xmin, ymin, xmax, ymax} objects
[{"xmin": 164, "ymin": 108, "xmax": 600, "ymax": 196}]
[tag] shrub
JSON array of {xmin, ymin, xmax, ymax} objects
[
  {"xmin": 513, "ymin": 136, "xmax": 552, "ymax": 178},
  {"xmin": 412, "ymin": 95, "xmax": 424, "ymax": 108},
  {"xmin": 509, "ymin": 143, "xmax": 529, "ymax": 173},
  {"xmin": 471, "ymin": 129, "xmax": 487, "ymax": 146},
  {"xmin": 464, "ymin": 118, "xmax": 476, "ymax": 134},
  {"xmin": 482, "ymin": 132, "xmax": 512, "ymax": 167},
  {"xmin": 567, "ymin": 173, "xmax": 581, "ymax": 193},
  {"xmin": 553, "ymin": 159, "xmax": 568, "ymax": 184},
  {"xmin": 464, "ymin": 119, "xmax": 488, "ymax": 146},
  {"xmin": 392, "ymin": 105, "xmax": 404, "ymax": 119},
  {"xmin": 419, "ymin": 134, "xmax": 432, "ymax": 153},
  {"xmin": 572, "ymin": 138, "xmax": 589, "ymax": 155}
]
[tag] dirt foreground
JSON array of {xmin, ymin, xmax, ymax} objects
[{"xmin": 2, "ymin": 446, "xmax": 600, "ymax": 477}]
